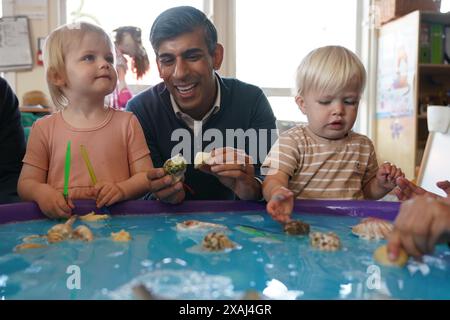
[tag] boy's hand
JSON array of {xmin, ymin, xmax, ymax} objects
[
  {"xmin": 95, "ymin": 182, "xmax": 125, "ymax": 208},
  {"xmin": 266, "ymin": 187, "xmax": 294, "ymax": 224},
  {"xmin": 36, "ymin": 185, "xmax": 74, "ymax": 219},
  {"xmin": 376, "ymin": 162, "xmax": 404, "ymax": 190}
]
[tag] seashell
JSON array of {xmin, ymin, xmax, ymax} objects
[
  {"xmin": 284, "ymin": 220, "xmax": 310, "ymax": 235},
  {"xmin": 111, "ymin": 230, "xmax": 132, "ymax": 242},
  {"xmin": 22, "ymin": 234, "xmax": 46, "ymax": 243},
  {"xmin": 242, "ymin": 290, "xmax": 262, "ymax": 300},
  {"xmin": 163, "ymin": 154, "xmax": 187, "ymax": 183},
  {"xmin": 47, "ymin": 232, "xmax": 65, "ymax": 244},
  {"xmin": 373, "ymin": 244, "xmax": 408, "ymax": 267},
  {"xmin": 194, "ymin": 152, "xmax": 212, "ymax": 169},
  {"xmin": 47, "ymin": 215, "xmax": 77, "ymax": 243},
  {"xmin": 72, "ymin": 225, "xmax": 94, "ymax": 242},
  {"xmin": 310, "ymin": 232, "xmax": 341, "ymax": 251},
  {"xmin": 202, "ymin": 232, "xmax": 235, "ymax": 251},
  {"xmin": 14, "ymin": 243, "xmax": 47, "ymax": 252},
  {"xmin": 80, "ymin": 212, "xmax": 110, "ymax": 222},
  {"xmin": 352, "ymin": 217, "xmax": 393, "ymax": 240},
  {"xmin": 176, "ymin": 220, "xmax": 228, "ymax": 232}
]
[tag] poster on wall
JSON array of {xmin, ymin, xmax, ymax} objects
[
  {"xmin": 0, "ymin": 16, "xmax": 33, "ymax": 71},
  {"xmin": 376, "ymin": 20, "xmax": 418, "ymax": 119},
  {"xmin": 15, "ymin": 0, "xmax": 48, "ymax": 20}
]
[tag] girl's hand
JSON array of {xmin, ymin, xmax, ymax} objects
[
  {"xmin": 95, "ymin": 182, "xmax": 125, "ymax": 208},
  {"xmin": 36, "ymin": 185, "xmax": 74, "ymax": 219},
  {"xmin": 377, "ymin": 162, "xmax": 404, "ymax": 190},
  {"xmin": 266, "ymin": 187, "xmax": 294, "ymax": 224}
]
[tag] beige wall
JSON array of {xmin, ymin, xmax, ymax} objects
[{"xmin": 6, "ymin": 0, "xmax": 60, "ymax": 107}]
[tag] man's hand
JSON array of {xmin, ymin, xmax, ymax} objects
[
  {"xmin": 199, "ymin": 147, "xmax": 261, "ymax": 200},
  {"xmin": 147, "ymin": 168, "xmax": 185, "ymax": 204},
  {"xmin": 394, "ymin": 177, "xmax": 449, "ymax": 201},
  {"xmin": 387, "ymin": 195, "xmax": 450, "ymax": 260}
]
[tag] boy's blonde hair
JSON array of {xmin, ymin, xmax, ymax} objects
[
  {"xmin": 44, "ymin": 22, "xmax": 114, "ymax": 109},
  {"xmin": 296, "ymin": 46, "xmax": 366, "ymax": 97}
]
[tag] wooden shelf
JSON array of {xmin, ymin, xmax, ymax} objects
[
  {"xmin": 419, "ymin": 64, "xmax": 450, "ymax": 76},
  {"xmin": 20, "ymin": 107, "xmax": 51, "ymax": 114}
]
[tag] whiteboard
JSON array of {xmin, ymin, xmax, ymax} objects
[
  {"xmin": 0, "ymin": 16, "xmax": 33, "ymax": 71},
  {"xmin": 418, "ymin": 132, "xmax": 450, "ymax": 197}
]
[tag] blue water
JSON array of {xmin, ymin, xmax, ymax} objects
[{"xmin": 0, "ymin": 211, "xmax": 449, "ymax": 300}]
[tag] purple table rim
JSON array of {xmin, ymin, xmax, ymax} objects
[{"xmin": 0, "ymin": 200, "xmax": 400, "ymax": 225}]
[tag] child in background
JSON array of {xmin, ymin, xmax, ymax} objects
[
  {"xmin": 262, "ymin": 46, "xmax": 404, "ymax": 223},
  {"xmin": 111, "ymin": 26, "xmax": 150, "ymax": 109},
  {"xmin": 18, "ymin": 22, "xmax": 153, "ymax": 219}
]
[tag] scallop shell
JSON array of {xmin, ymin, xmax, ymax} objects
[
  {"xmin": 202, "ymin": 232, "xmax": 235, "ymax": 251},
  {"xmin": 352, "ymin": 217, "xmax": 393, "ymax": 240},
  {"xmin": 310, "ymin": 232, "xmax": 341, "ymax": 251}
]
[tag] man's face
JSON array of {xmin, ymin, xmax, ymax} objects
[{"xmin": 156, "ymin": 28, "xmax": 223, "ymax": 120}]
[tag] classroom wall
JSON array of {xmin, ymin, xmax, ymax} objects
[{"xmin": 4, "ymin": 0, "xmax": 60, "ymax": 107}]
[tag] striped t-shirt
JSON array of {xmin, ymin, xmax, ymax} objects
[{"xmin": 262, "ymin": 125, "xmax": 378, "ymax": 200}]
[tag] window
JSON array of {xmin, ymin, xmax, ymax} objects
[
  {"xmin": 236, "ymin": 0, "xmax": 359, "ymax": 122},
  {"xmin": 65, "ymin": 0, "xmax": 205, "ymax": 88},
  {"xmin": 442, "ymin": 0, "xmax": 450, "ymax": 12}
]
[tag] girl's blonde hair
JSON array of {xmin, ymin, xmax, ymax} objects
[
  {"xmin": 296, "ymin": 46, "xmax": 366, "ymax": 97},
  {"xmin": 43, "ymin": 22, "xmax": 114, "ymax": 109}
]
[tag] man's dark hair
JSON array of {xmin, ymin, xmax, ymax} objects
[{"xmin": 150, "ymin": 6, "xmax": 218, "ymax": 55}]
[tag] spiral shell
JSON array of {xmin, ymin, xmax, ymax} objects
[
  {"xmin": 284, "ymin": 220, "xmax": 310, "ymax": 235},
  {"xmin": 72, "ymin": 225, "xmax": 94, "ymax": 242},
  {"xmin": 47, "ymin": 231, "xmax": 66, "ymax": 244},
  {"xmin": 47, "ymin": 215, "xmax": 77, "ymax": 243},
  {"xmin": 202, "ymin": 232, "xmax": 235, "ymax": 251},
  {"xmin": 310, "ymin": 232, "xmax": 341, "ymax": 251}
]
